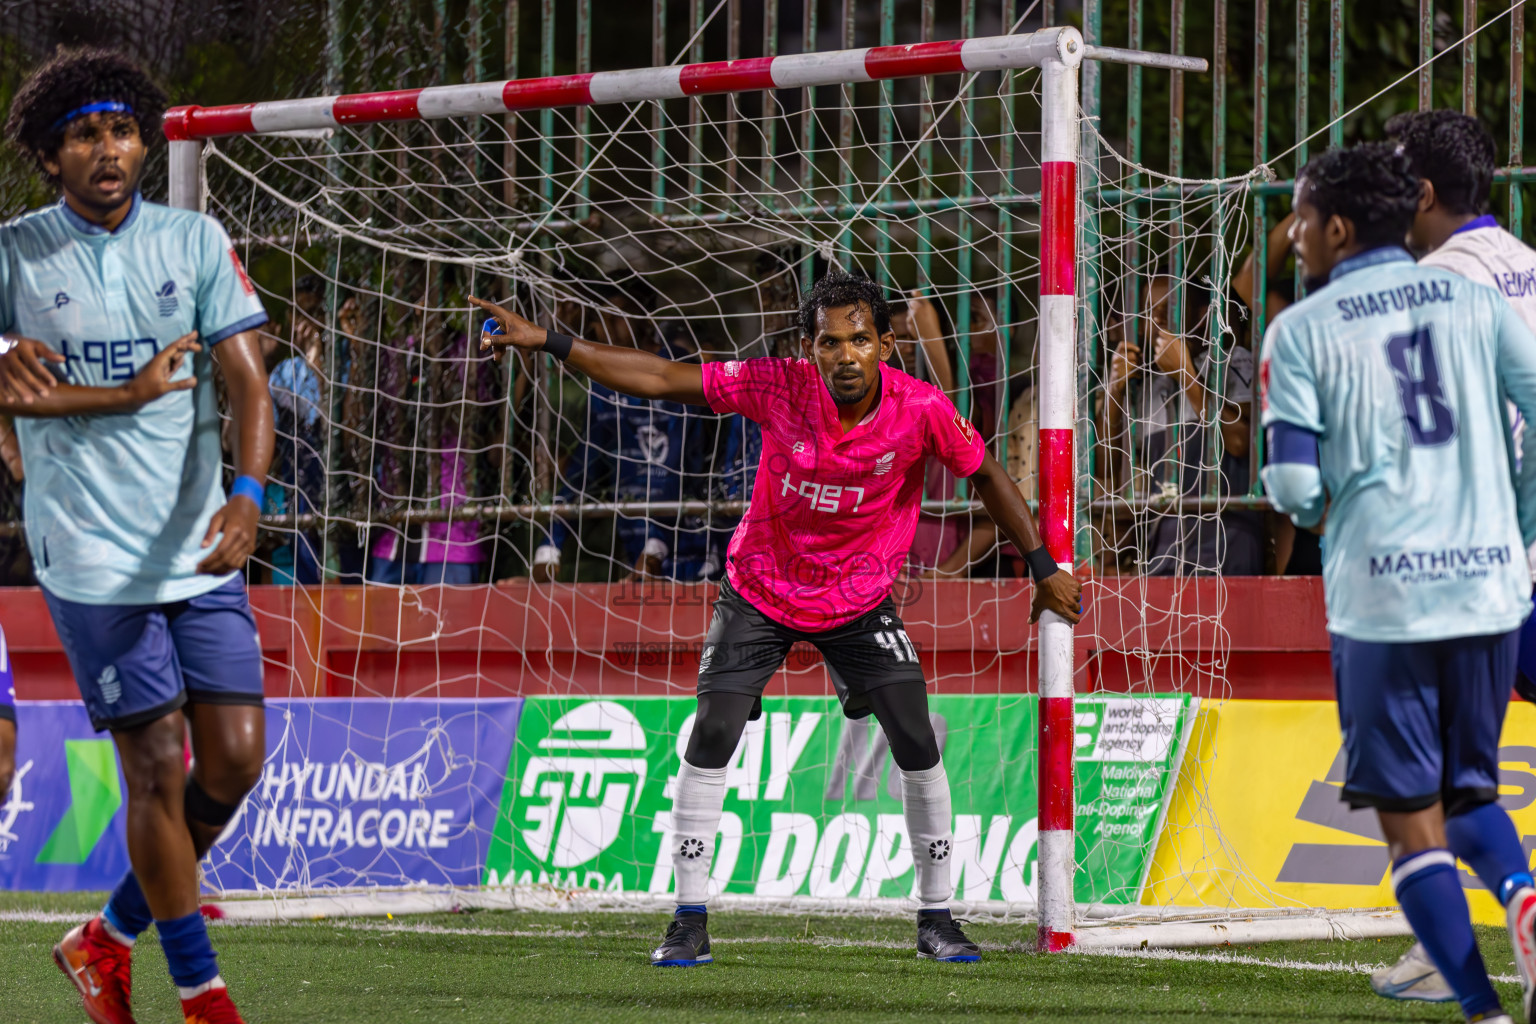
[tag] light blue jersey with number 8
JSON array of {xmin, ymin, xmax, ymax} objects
[
  {"xmin": 1261, "ymin": 246, "xmax": 1536, "ymax": 642},
  {"xmin": 0, "ymin": 195, "xmax": 268, "ymax": 605}
]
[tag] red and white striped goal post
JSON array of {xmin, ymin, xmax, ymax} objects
[{"xmin": 162, "ymin": 27, "xmax": 1203, "ymax": 952}]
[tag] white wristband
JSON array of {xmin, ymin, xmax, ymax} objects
[
  {"xmin": 642, "ymin": 537, "xmax": 669, "ymax": 561},
  {"xmin": 533, "ymin": 544, "xmax": 562, "ymax": 567}
]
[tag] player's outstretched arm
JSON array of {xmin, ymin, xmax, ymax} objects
[
  {"xmin": 0, "ymin": 334, "xmax": 200, "ymax": 417},
  {"xmin": 198, "ymin": 330, "xmax": 274, "ymax": 575},
  {"xmin": 469, "ymin": 296, "xmax": 709, "ymax": 406},
  {"xmin": 969, "ymin": 452, "xmax": 1083, "ymax": 625}
]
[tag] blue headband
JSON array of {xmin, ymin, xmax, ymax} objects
[{"xmin": 50, "ymin": 101, "xmax": 134, "ymax": 134}]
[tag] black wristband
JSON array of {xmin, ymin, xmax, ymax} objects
[
  {"xmin": 543, "ymin": 330, "xmax": 574, "ymax": 361},
  {"xmin": 1024, "ymin": 544, "xmax": 1060, "ymax": 582}
]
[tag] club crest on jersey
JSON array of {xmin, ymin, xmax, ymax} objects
[
  {"xmin": 156, "ymin": 281, "xmax": 178, "ymax": 317},
  {"xmin": 873, "ymin": 451, "xmax": 896, "ymax": 475},
  {"xmin": 953, "ymin": 413, "xmax": 976, "ymax": 445}
]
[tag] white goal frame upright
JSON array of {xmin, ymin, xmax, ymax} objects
[{"xmin": 163, "ymin": 26, "xmax": 1202, "ymax": 950}]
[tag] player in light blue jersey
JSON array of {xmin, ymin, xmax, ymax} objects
[
  {"xmin": 1347, "ymin": 109, "xmax": 1536, "ymax": 1008},
  {"xmin": 0, "ymin": 49, "xmax": 274, "ymax": 1024},
  {"xmin": 1262, "ymin": 143, "xmax": 1536, "ymax": 1024}
]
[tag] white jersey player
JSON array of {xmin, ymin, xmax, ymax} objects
[{"xmin": 1370, "ymin": 109, "xmax": 1536, "ymax": 1009}]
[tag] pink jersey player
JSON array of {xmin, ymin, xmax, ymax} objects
[{"xmin": 473, "ymin": 272, "xmax": 1079, "ymax": 969}]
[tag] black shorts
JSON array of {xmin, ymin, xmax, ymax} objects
[{"xmin": 698, "ymin": 579, "xmax": 926, "ymax": 720}]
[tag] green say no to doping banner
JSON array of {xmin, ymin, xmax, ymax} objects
[{"xmin": 487, "ymin": 694, "xmax": 1194, "ymax": 906}]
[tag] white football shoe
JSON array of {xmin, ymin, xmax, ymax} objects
[{"xmin": 1369, "ymin": 941, "xmax": 1455, "ymax": 1002}]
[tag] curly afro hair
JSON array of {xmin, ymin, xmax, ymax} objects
[
  {"xmin": 1384, "ymin": 109, "xmax": 1496, "ymax": 217},
  {"xmin": 4, "ymin": 47, "xmax": 168, "ymax": 183},
  {"xmin": 1297, "ymin": 143, "xmax": 1422, "ymax": 250},
  {"xmin": 797, "ymin": 270, "xmax": 893, "ymax": 338}
]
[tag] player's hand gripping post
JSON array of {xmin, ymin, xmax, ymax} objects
[{"xmin": 967, "ymin": 452, "xmax": 1083, "ymax": 625}]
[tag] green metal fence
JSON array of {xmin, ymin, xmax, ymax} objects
[{"xmin": 1, "ymin": 1, "xmax": 1533, "ymax": 578}]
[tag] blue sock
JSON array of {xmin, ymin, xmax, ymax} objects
[
  {"xmin": 102, "ymin": 872, "xmax": 152, "ymax": 943},
  {"xmin": 1393, "ymin": 849, "xmax": 1502, "ymax": 1019},
  {"xmin": 675, "ymin": 904, "xmax": 706, "ymax": 918},
  {"xmin": 1447, "ymin": 802, "xmax": 1535, "ymax": 905},
  {"xmin": 155, "ymin": 911, "xmax": 220, "ymax": 992}
]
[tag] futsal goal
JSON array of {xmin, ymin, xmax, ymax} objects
[{"xmin": 160, "ymin": 26, "xmax": 1312, "ymax": 950}]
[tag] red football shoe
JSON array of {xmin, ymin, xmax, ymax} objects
[
  {"xmin": 180, "ymin": 982, "xmax": 245, "ymax": 1024},
  {"xmin": 53, "ymin": 916, "xmax": 135, "ymax": 1024}
]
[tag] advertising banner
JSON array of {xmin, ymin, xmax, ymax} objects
[
  {"xmin": 0, "ymin": 701, "xmax": 132, "ymax": 891},
  {"xmin": 1145, "ymin": 699, "xmax": 1536, "ymax": 926},
  {"xmin": 0, "ymin": 699, "xmax": 522, "ymax": 893},
  {"xmin": 487, "ymin": 694, "xmax": 1194, "ymax": 905},
  {"xmin": 205, "ymin": 699, "xmax": 522, "ymax": 891}
]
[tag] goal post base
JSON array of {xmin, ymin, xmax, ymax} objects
[{"xmin": 200, "ymin": 886, "xmax": 1409, "ymax": 951}]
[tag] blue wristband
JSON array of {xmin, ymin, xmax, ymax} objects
[{"xmin": 230, "ymin": 475, "xmax": 264, "ymax": 507}]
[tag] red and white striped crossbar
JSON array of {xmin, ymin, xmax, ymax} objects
[{"xmin": 163, "ymin": 29, "xmax": 1097, "ymax": 140}]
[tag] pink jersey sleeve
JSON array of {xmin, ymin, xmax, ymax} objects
[
  {"xmin": 702, "ymin": 357, "xmax": 797, "ymax": 423},
  {"xmin": 924, "ymin": 389, "xmax": 988, "ymax": 478}
]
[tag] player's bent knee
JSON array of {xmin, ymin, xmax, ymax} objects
[
  {"xmin": 684, "ymin": 715, "xmax": 742, "ymax": 769},
  {"xmin": 184, "ymin": 775, "xmax": 242, "ymax": 830},
  {"xmin": 885, "ymin": 728, "xmax": 940, "ymax": 773}
]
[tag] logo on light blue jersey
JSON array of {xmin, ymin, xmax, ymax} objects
[
  {"xmin": 155, "ymin": 280, "xmax": 178, "ymax": 317},
  {"xmin": 36, "ymin": 291, "xmax": 69, "ymax": 313}
]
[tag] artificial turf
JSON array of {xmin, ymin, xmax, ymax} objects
[{"xmin": 0, "ymin": 894, "xmax": 1520, "ymax": 1023}]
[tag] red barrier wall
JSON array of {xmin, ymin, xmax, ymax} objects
[{"xmin": 6, "ymin": 577, "xmax": 1334, "ymax": 702}]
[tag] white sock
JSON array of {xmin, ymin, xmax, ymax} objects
[
  {"xmin": 672, "ymin": 759, "xmax": 728, "ymax": 906},
  {"xmin": 176, "ymin": 976, "xmax": 226, "ymax": 1001},
  {"xmin": 900, "ymin": 760, "xmax": 953, "ymax": 911}
]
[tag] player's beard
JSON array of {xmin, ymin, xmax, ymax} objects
[{"xmin": 828, "ymin": 373, "xmax": 872, "ymax": 405}]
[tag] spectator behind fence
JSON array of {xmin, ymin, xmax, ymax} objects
[
  {"xmin": 926, "ymin": 373, "xmax": 1039, "ymax": 577},
  {"xmin": 897, "ymin": 288, "xmax": 1024, "ymax": 578},
  {"xmin": 1102, "ymin": 275, "xmax": 1262, "ymax": 575},
  {"xmin": 1232, "ymin": 213, "xmax": 1322, "ymax": 575},
  {"xmin": 370, "ymin": 291, "xmax": 498, "ymax": 585},
  {"xmin": 891, "ymin": 291, "xmax": 963, "ymax": 571},
  {"xmin": 418, "ymin": 320, "xmax": 500, "ymax": 584},
  {"xmin": 512, "ymin": 292, "xmax": 698, "ymax": 584},
  {"xmin": 263, "ymin": 274, "xmax": 342, "ymax": 585}
]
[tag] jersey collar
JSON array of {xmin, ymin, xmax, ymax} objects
[
  {"xmin": 1328, "ymin": 245, "xmax": 1414, "ymax": 283},
  {"xmin": 57, "ymin": 191, "xmax": 141, "ymax": 237},
  {"xmin": 1452, "ymin": 214, "xmax": 1501, "ymax": 236}
]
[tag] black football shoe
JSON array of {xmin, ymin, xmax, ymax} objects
[
  {"xmin": 916, "ymin": 909, "xmax": 981, "ymax": 963},
  {"xmin": 651, "ymin": 910, "xmax": 713, "ymax": 967}
]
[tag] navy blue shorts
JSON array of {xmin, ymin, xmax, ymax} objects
[
  {"xmin": 43, "ymin": 578, "xmax": 265, "ymax": 732},
  {"xmin": 1331, "ymin": 630, "xmax": 1517, "ymax": 815}
]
